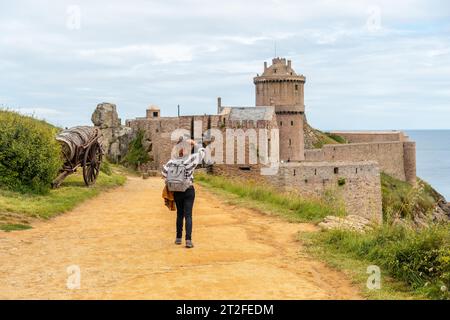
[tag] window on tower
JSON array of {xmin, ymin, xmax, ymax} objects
[{"xmin": 295, "ymin": 84, "xmax": 298, "ymax": 91}]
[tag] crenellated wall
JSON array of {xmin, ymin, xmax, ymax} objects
[
  {"xmin": 126, "ymin": 113, "xmax": 277, "ymax": 170},
  {"xmin": 254, "ymin": 58, "xmax": 305, "ymax": 107}
]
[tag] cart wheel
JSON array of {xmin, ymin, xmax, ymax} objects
[{"xmin": 83, "ymin": 142, "xmax": 102, "ymax": 186}]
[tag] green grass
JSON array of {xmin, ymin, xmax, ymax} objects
[
  {"xmin": 0, "ymin": 223, "xmax": 32, "ymax": 232},
  {"xmin": 381, "ymin": 173, "xmax": 439, "ymax": 221},
  {"xmin": 300, "ymin": 231, "xmax": 427, "ymax": 300},
  {"xmin": 196, "ymin": 173, "xmax": 345, "ymax": 223},
  {"xmin": 196, "ymin": 172, "xmax": 450, "ymax": 299},
  {"xmin": 113, "ymin": 163, "xmax": 142, "ymax": 177},
  {"xmin": 305, "ymin": 174, "xmax": 450, "ymax": 300},
  {"xmin": 122, "ymin": 129, "xmax": 149, "ymax": 169},
  {"xmin": 324, "ymin": 132, "xmax": 347, "ymax": 144},
  {"xmin": 304, "ymin": 225, "xmax": 450, "ymax": 299},
  {"xmin": 100, "ymin": 159, "xmax": 113, "ymax": 175},
  {"xmin": 0, "ymin": 170, "xmax": 126, "ymax": 231},
  {"xmin": 312, "ymin": 129, "xmax": 346, "ymax": 148}
]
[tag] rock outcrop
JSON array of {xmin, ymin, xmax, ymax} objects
[
  {"xmin": 318, "ymin": 215, "xmax": 374, "ymax": 233},
  {"xmin": 91, "ymin": 102, "xmax": 133, "ymax": 163},
  {"xmin": 91, "ymin": 102, "xmax": 121, "ymax": 129}
]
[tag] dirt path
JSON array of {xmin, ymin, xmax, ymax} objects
[{"xmin": 0, "ymin": 176, "xmax": 361, "ymax": 299}]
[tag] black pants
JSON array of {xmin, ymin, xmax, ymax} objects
[{"xmin": 173, "ymin": 186, "xmax": 195, "ymax": 240}]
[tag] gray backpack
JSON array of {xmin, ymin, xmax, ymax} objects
[{"xmin": 166, "ymin": 160, "xmax": 191, "ymax": 192}]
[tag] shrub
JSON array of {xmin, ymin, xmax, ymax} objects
[
  {"xmin": 122, "ymin": 129, "xmax": 149, "ymax": 169},
  {"xmin": 317, "ymin": 225, "xmax": 450, "ymax": 299},
  {"xmin": 381, "ymin": 173, "xmax": 437, "ymax": 221},
  {"xmin": 0, "ymin": 110, "xmax": 63, "ymax": 193}
]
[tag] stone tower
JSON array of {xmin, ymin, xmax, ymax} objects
[
  {"xmin": 254, "ymin": 58, "xmax": 305, "ymax": 161},
  {"xmin": 146, "ymin": 105, "xmax": 160, "ymax": 119}
]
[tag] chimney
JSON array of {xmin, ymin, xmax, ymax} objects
[
  {"xmin": 264, "ymin": 61, "xmax": 267, "ymax": 71},
  {"xmin": 217, "ymin": 97, "xmax": 222, "ymax": 114},
  {"xmin": 287, "ymin": 60, "xmax": 291, "ymax": 68}
]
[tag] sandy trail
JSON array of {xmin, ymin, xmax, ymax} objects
[{"xmin": 0, "ymin": 176, "xmax": 361, "ymax": 299}]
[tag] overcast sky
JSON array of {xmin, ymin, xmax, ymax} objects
[{"xmin": 1, "ymin": 0, "xmax": 449, "ymax": 129}]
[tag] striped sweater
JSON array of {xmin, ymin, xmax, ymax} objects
[{"xmin": 161, "ymin": 144, "xmax": 206, "ymax": 184}]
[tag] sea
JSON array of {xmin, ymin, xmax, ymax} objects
[{"xmin": 405, "ymin": 130, "xmax": 450, "ymax": 200}]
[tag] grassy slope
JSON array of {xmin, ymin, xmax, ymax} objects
[
  {"xmin": 303, "ymin": 122, "xmax": 347, "ymax": 149},
  {"xmin": 304, "ymin": 224, "xmax": 450, "ymax": 300},
  {"xmin": 0, "ymin": 169, "xmax": 126, "ymax": 231},
  {"xmin": 302, "ymin": 173, "xmax": 449, "ymax": 300},
  {"xmin": 195, "ymin": 173, "xmax": 440, "ymax": 299},
  {"xmin": 381, "ymin": 173, "xmax": 440, "ymax": 221},
  {"xmin": 312, "ymin": 129, "xmax": 340, "ymax": 148},
  {"xmin": 196, "ymin": 173, "xmax": 345, "ymax": 223},
  {"xmin": 300, "ymin": 231, "xmax": 427, "ymax": 299}
]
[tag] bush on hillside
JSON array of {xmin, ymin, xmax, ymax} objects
[
  {"xmin": 0, "ymin": 110, "xmax": 63, "ymax": 193},
  {"xmin": 381, "ymin": 173, "xmax": 438, "ymax": 221},
  {"xmin": 122, "ymin": 129, "xmax": 149, "ymax": 169},
  {"xmin": 319, "ymin": 225, "xmax": 450, "ymax": 299}
]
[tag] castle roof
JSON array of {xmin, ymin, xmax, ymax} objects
[
  {"xmin": 254, "ymin": 57, "xmax": 305, "ymax": 83},
  {"xmin": 147, "ymin": 105, "xmax": 160, "ymax": 111},
  {"xmin": 262, "ymin": 58, "xmax": 297, "ymax": 76},
  {"xmin": 221, "ymin": 106, "xmax": 275, "ymax": 121}
]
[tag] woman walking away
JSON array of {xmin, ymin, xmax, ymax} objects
[{"xmin": 161, "ymin": 138, "xmax": 205, "ymax": 249}]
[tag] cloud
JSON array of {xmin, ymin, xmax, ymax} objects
[
  {"xmin": 78, "ymin": 44, "xmax": 196, "ymax": 64},
  {"xmin": 0, "ymin": 0, "xmax": 449, "ymax": 129}
]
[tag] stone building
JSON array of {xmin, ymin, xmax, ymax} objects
[
  {"xmin": 254, "ymin": 58, "xmax": 305, "ymax": 162},
  {"xmin": 93, "ymin": 57, "xmax": 418, "ymax": 223}
]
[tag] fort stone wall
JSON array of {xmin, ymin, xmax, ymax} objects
[
  {"xmin": 126, "ymin": 113, "xmax": 276, "ymax": 170},
  {"xmin": 105, "ymin": 56, "xmax": 417, "ymax": 224},
  {"xmin": 403, "ymin": 141, "xmax": 417, "ymax": 185},
  {"xmin": 329, "ymin": 131, "xmax": 407, "ymax": 143},
  {"xmin": 276, "ymin": 161, "xmax": 382, "ymax": 222},
  {"xmin": 304, "ymin": 140, "xmax": 417, "ymax": 183},
  {"xmin": 322, "ymin": 142, "xmax": 406, "ymax": 181},
  {"xmin": 212, "ymin": 161, "xmax": 382, "ymax": 222}
]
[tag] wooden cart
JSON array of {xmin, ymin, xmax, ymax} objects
[{"xmin": 52, "ymin": 126, "xmax": 103, "ymax": 188}]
